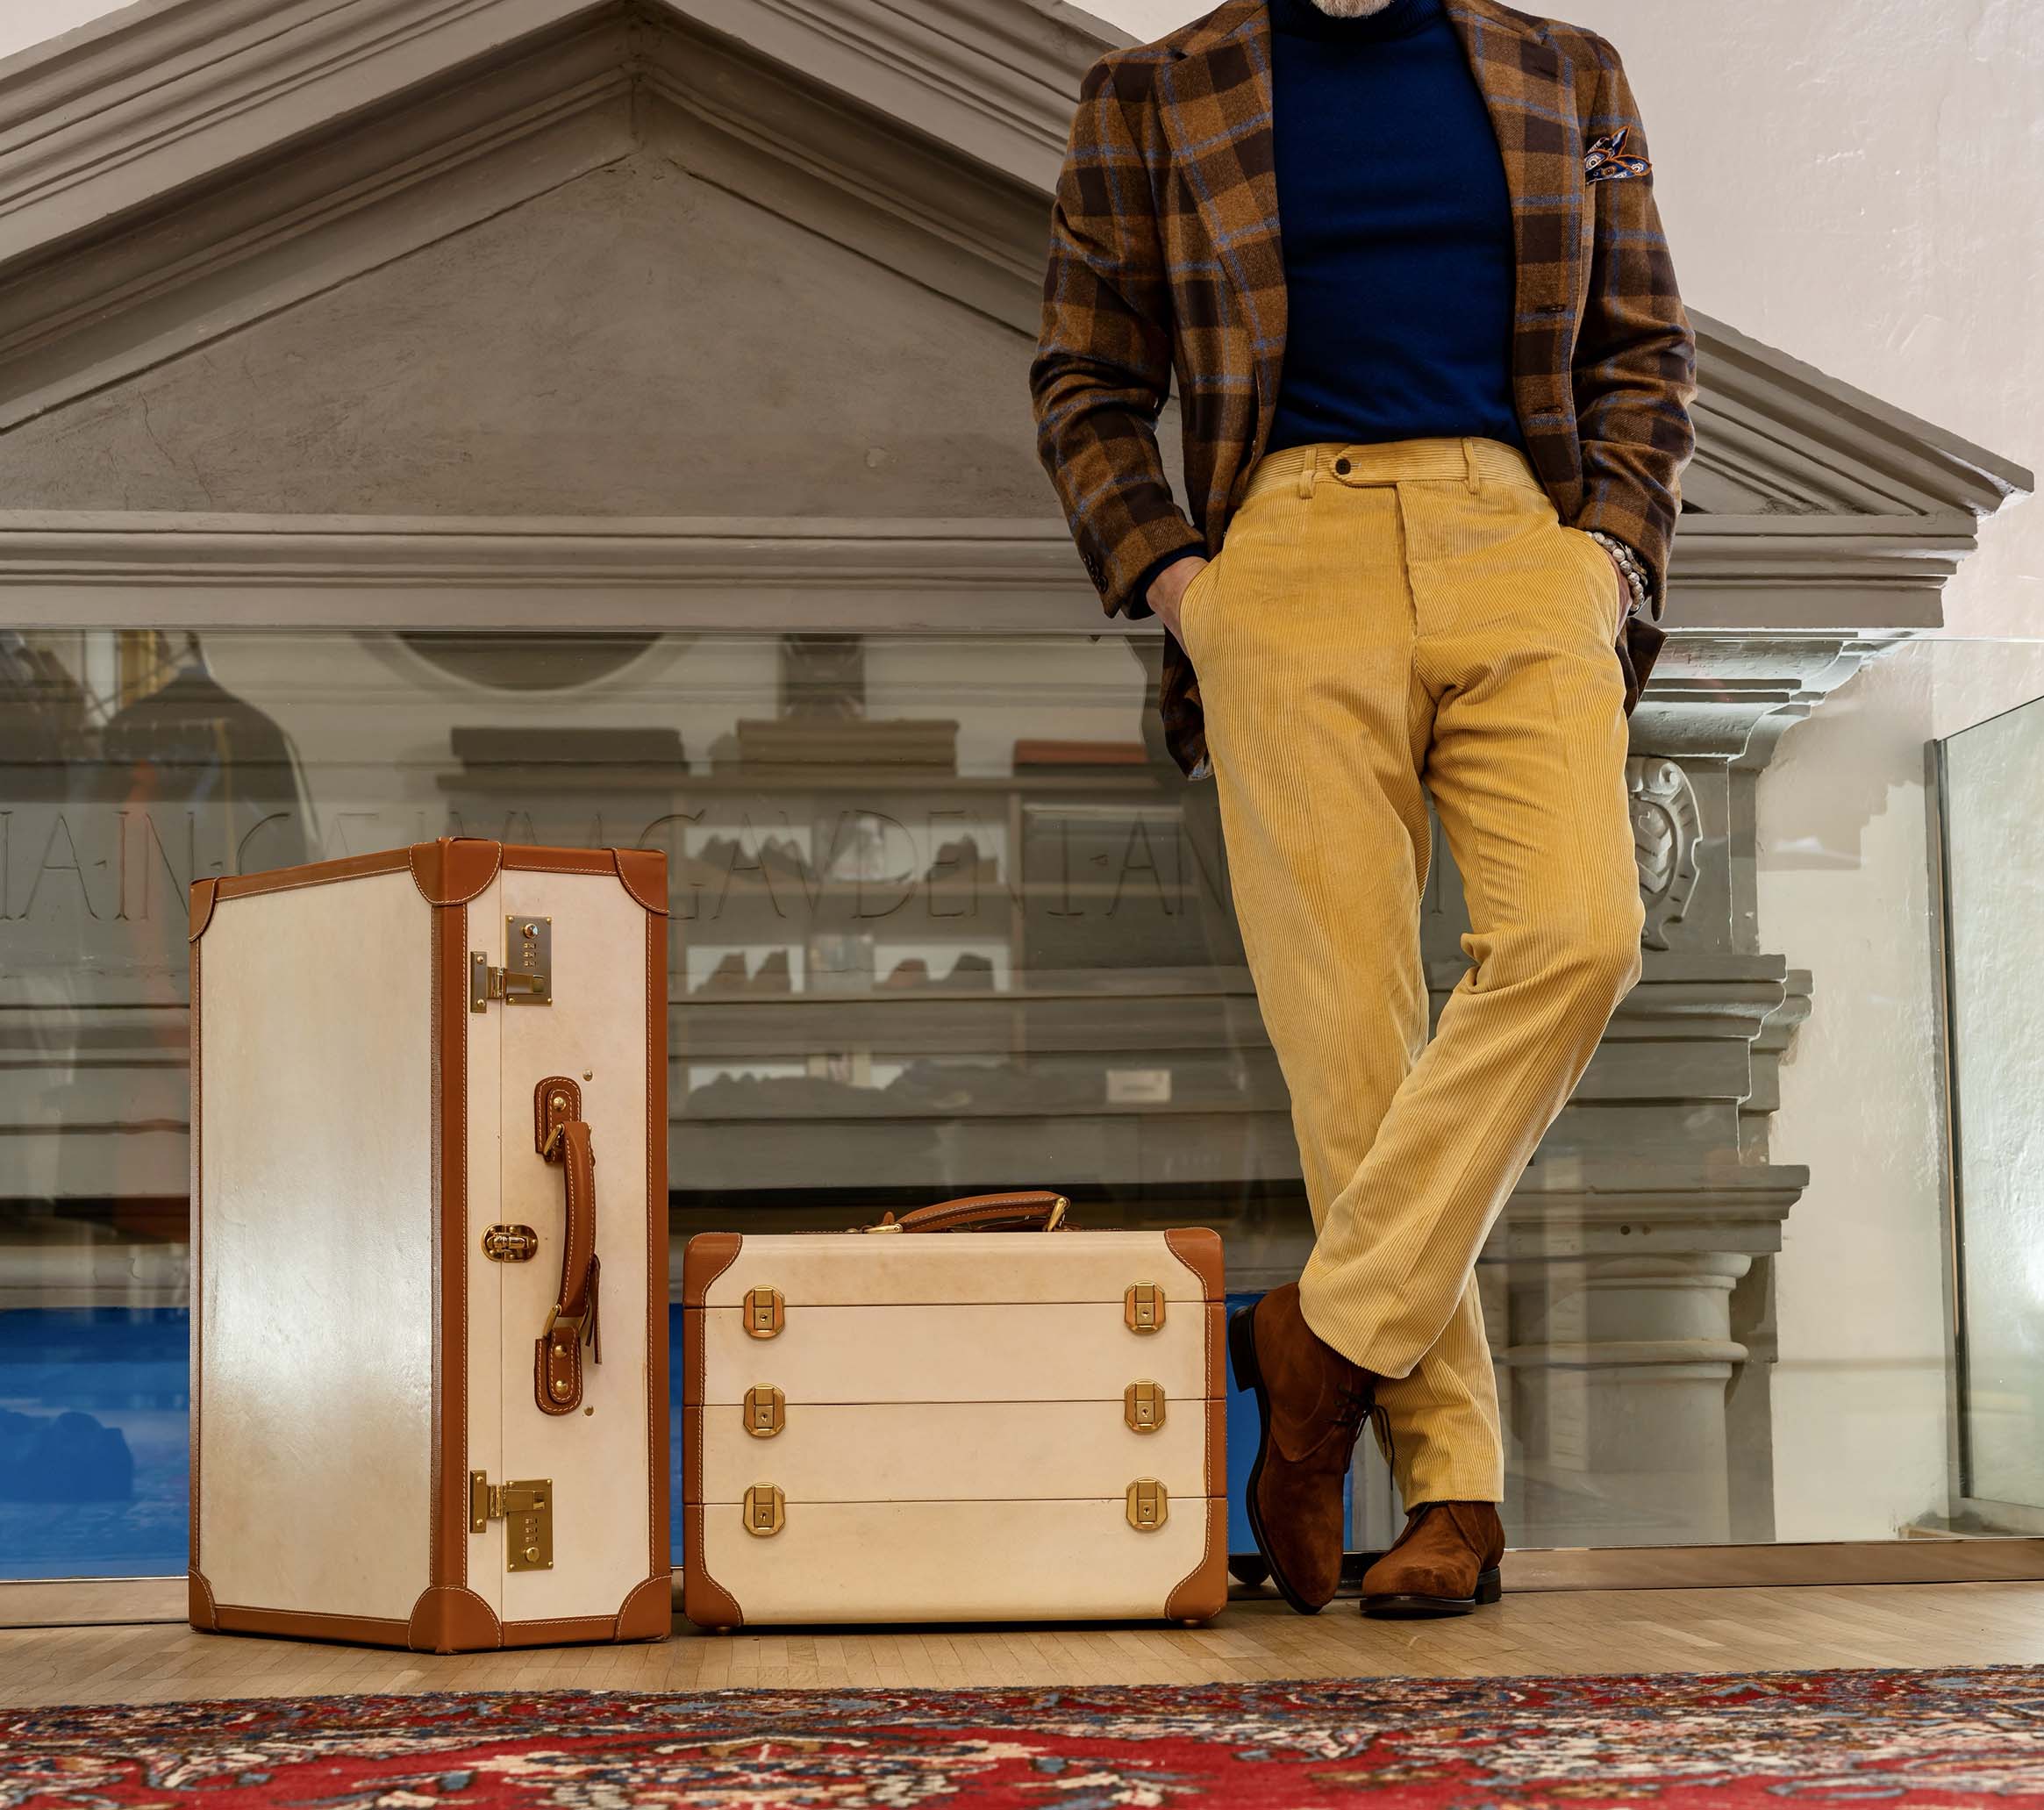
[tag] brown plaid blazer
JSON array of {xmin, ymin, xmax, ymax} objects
[{"xmin": 1027, "ymin": 0, "xmax": 1697, "ymax": 779}]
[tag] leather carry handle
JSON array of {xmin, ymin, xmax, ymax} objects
[
  {"xmin": 861, "ymin": 1190, "xmax": 1071, "ymax": 1234},
  {"xmin": 533, "ymin": 1077, "xmax": 600, "ymax": 1415}
]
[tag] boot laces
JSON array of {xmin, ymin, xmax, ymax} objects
[{"xmin": 1330, "ymin": 1373, "xmax": 1373, "ymax": 1434}]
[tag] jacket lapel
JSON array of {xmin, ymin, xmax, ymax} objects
[
  {"xmin": 1156, "ymin": 0, "xmax": 1288, "ymax": 431},
  {"xmin": 1442, "ymin": 0, "xmax": 1587, "ymax": 480}
]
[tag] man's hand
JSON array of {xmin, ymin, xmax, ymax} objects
[{"xmin": 1147, "ymin": 554, "xmax": 1211, "ymax": 644}]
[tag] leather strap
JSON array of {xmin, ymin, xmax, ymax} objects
[
  {"xmin": 533, "ymin": 1077, "xmax": 600, "ymax": 1415},
  {"xmin": 861, "ymin": 1190, "xmax": 1071, "ymax": 1234}
]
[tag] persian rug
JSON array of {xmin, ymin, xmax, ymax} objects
[{"xmin": 4, "ymin": 1667, "xmax": 2042, "ymax": 1807}]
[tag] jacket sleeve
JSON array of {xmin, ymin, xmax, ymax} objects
[
  {"xmin": 1569, "ymin": 39, "xmax": 1697, "ymax": 623},
  {"xmin": 1028, "ymin": 55, "xmax": 1206, "ymax": 620}
]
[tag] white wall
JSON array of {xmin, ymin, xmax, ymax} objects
[{"xmin": 11, "ymin": 0, "xmax": 2040, "ymax": 1540}]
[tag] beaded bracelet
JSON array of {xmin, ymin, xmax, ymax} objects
[{"xmin": 1586, "ymin": 529, "xmax": 1649, "ymax": 618}]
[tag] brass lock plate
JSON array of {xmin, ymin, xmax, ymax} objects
[
  {"xmin": 1124, "ymin": 1381, "xmax": 1166, "ymax": 1433},
  {"xmin": 743, "ymin": 1287, "xmax": 785, "ymax": 1339},
  {"xmin": 744, "ymin": 1385, "xmax": 785, "ymax": 1437},
  {"xmin": 1125, "ymin": 1283, "xmax": 1165, "ymax": 1334},
  {"xmin": 469, "ymin": 916, "xmax": 554, "ymax": 1012},
  {"xmin": 1126, "ymin": 1478, "xmax": 1169, "ymax": 1531},
  {"xmin": 482, "ymin": 1224, "xmax": 539, "ymax": 1263},
  {"xmin": 743, "ymin": 1484, "xmax": 785, "ymax": 1537},
  {"xmin": 469, "ymin": 1471, "xmax": 554, "ymax": 1571}
]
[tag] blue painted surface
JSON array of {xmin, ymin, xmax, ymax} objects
[
  {"xmin": 0, "ymin": 1309, "xmax": 190, "ymax": 1579},
  {"xmin": 3, "ymin": 1300, "xmax": 1336, "ymax": 1577},
  {"xmin": 1225, "ymin": 1290, "xmax": 1352, "ymax": 1559}
]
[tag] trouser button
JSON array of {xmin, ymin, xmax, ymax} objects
[{"xmin": 1333, "ymin": 457, "xmax": 1352, "ymax": 476}]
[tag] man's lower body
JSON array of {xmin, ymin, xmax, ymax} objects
[{"xmin": 1176, "ymin": 436, "xmax": 1647, "ymax": 1615}]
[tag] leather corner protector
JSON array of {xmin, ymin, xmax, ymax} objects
[
  {"xmin": 187, "ymin": 878, "xmax": 219, "ymax": 944},
  {"xmin": 614, "ymin": 1571, "xmax": 675, "ymax": 1642},
  {"xmin": 682, "ymin": 1559, "xmax": 743, "ymax": 1633},
  {"xmin": 1163, "ymin": 1500, "xmax": 1228, "ymax": 1625},
  {"xmin": 682, "ymin": 1232, "xmax": 742, "ymax": 1306},
  {"xmin": 409, "ymin": 837, "xmax": 502, "ymax": 906},
  {"xmin": 1164, "ymin": 1227, "xmax": 1225, "ymax": 1303},
  {"xmin": 188, "ymin": 1569, "xmax": 219, "ymax": 1631},
  {"xmin": 612, "ymin": 847, "xmax": 670, "ymax": 916},
  {"xmin": 406, "ymin": 1585, "xmax": 504, "ymax": 1655}
]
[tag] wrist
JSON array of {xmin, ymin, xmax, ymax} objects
[{"xmin": 1586, "ymin": 530, "xmax": 1649, "ymax": 616}]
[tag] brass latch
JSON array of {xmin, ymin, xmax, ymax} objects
[
  {"xmin": 470, "ymin": 916, "xmax": 554, "ymax": 1012},
  {"xmin": 1125, "ymin": 1283, "xmax": 1165, "ymax": 1334},
  {"xmin": 482, "ymin": 1224, "xmax": 539, "ymax": 1263},
  {"xmin": 743, "ymin": 1287, "xmax": 784, "ymax": 1339},
  {"xmin": 1126, "ymin": 1478, "xmax": 1169, "ymax": 1530},
  {"xmin": 743, "ymin": 1484, "xmax": 785, "ymax": 1537},
  {"xmin": 744, "ymin": 1385, "xmax": 785, "ymax": 1437},
  {"xmin": 1125, "ymin": 1381, "xmax": 1166, "ymax": 1433},
  {"xmin": 469, "ymin": 1471, "xmax": 554, "ymax": 1571}
]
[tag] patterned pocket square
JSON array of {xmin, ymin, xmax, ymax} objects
[{"xmin": 1585, "ymin": 127, "xmax": 1652, "ymax": 183}]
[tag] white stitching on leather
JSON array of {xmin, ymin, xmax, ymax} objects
[
  {"xmin": 455, "ymin": 902, "xmax": 468, "ymax": 1587},
  {"xmin": 189, "ymin": 941, "xmax": 203, "ymax": 1585},
  {"xmin": 646, "ymin": 912, "xmax": 661, "ymax": 1578},
  {"xmin": 688, "ymin": 1238, "xmax": 745, "ymax": 1625}
]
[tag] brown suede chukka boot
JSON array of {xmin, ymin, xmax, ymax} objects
[
  {"xmin": 1358, "ymin": 1501, "xmax": 1505, "ymax": 1618},
  {"xmin": 1226, "ymin": 1284, "xmax": 1380, "ymax": 1614}
]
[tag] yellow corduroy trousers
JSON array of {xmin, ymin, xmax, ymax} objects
[{"xmin": 1178, "ymin": 435, "xmax": 1647, "ymax": 1506}]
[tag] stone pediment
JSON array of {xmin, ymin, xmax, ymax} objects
[{"xmin": 0, "ymin": 0, "xmax": 2027, "ymax": 639}]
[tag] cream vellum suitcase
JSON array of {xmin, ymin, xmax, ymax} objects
[
  {"xmin": 186, "ymin": 837, "xmax": 671, "ymax": 1653},
  {"xmin": 682, "ymin": 1193, "xmax": 1227, "ymax": 1628}
]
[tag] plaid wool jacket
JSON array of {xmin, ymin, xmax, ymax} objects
[{"xmin": 1027, "ymin": 0, "xmax": 1697, "ymax": 780}]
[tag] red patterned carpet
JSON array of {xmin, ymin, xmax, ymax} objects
[{"xmin": 4, "ymin": 1668, "xmax": 2042, "ymax": 1807}]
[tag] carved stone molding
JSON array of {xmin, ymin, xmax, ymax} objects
[{"xmin": 1628, "ymin": 756, "xmax": 1701, "ymax": 949}]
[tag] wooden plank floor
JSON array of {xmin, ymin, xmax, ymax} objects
[{"xmin": 3, "ymin": 1583, "xmax": 2040, "ymax": 1706}]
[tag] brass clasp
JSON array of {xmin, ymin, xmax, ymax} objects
[
  {"xmin": 482, "ymin": 1224, "xmax": 539, "ymax": 1263},
  {"xmin": 1125, "ymin": 1284, "xmax": 1164, "ymax": 1334},
  {"xmin": 469, "ymin": 1471, "xmax": 554, "ymax": 1570}
]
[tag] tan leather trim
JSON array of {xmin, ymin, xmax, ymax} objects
[
  {"xmin": 187, "ymin": 877, "xmax": 219, "ymax": 942},
  {"xmin": 646, "ymin": 907, "xmax": 671, "ymax": 1585},
  {"xmin": 406, "ymin": 1585, "xmax": 504, "ymax": 1654},
  {"xmin": 495, "ymin": 841, "xmax": 674, "ymax": 912},
  {"xmin": 877, "ymin": 1191, "xmax": 1071, "ymax": 1234},
  {"xmin": 534, "ymin": 1075, "xmax": 582, "ymax": 1149},
  {"xmin": 682, "ymin": 1553, "xmax": 742, "ymax": 1632},
  {"xmin": 188, "ymin": 1569, "xmax": 218, "ymax": 1631},
  {"xmin": 1164, "ymin": 1497, "xmax": 1228, "ymax": 1625},
  {"xmin": 211, "ymin": 847, "xmax": 412, "ymax": 904},
  {"xmin": 682, "ymin": 1234, "xmax": 744, "ymax": 1629},
  {"xmin": 409, "ymin": 837, "xmax": 502, "ymax": 906},
  {"xmin": 499, "ymin": 1615, "xmax": 619, "ymax": 1649},
  {"xmin": 430, "ymin": 901, "xmax": 470, "ymax": 1589},
  {"xmin": 613, "ymin": 1571, "xmax": 674, "ymax": 1642},
  {"xmin": 532, "ymin": 1109, "xmax": 596, "ymax": 1418},
  {"xmin": 614, "ymin": 847, "xmax": 671, "ymax": 916},
  {"xmin": 1164, "ymin": 1227, "xmax": 1224, "ymax": 1304},
  {"xmin": 682, "ymin": 1233, "xmax": 741, "ymax": 1307},
  {"xmin": 211, "ymin": 1604, "xmax": 416, "ymax": 1648},
  {"xmin": 187, "ymin": 937, "xmax": 204, "ymax": 1605},
  {"xmin": 1162, "ymin": 1263, "xmax": 1227, "ymax": 1625}
]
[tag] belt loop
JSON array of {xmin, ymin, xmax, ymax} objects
[
  {"xmin": 1297, "ymin": 447, "xmax": 1319, "ymax": 500},
  {"xmin": 1461, "ymin": 437, "xmax": 1483, "ymax": 494}
]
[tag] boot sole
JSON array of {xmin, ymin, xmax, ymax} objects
[
  {"xmin": 1227, "ymin": 1305, "xmax": 1325, "ymax": 1617},
  {"xmin": 1361, "ymin": 1568, "xmax": 1504, "ymax": 1620}
]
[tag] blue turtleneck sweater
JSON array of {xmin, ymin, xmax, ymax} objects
[
  {"xmin": 1264, "ymin": 0, "xmax": 1522, "ymax": 458},
  {"xmin": 1140, "ymin": 0, "xmax": 1524, "ymax": 608}
]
